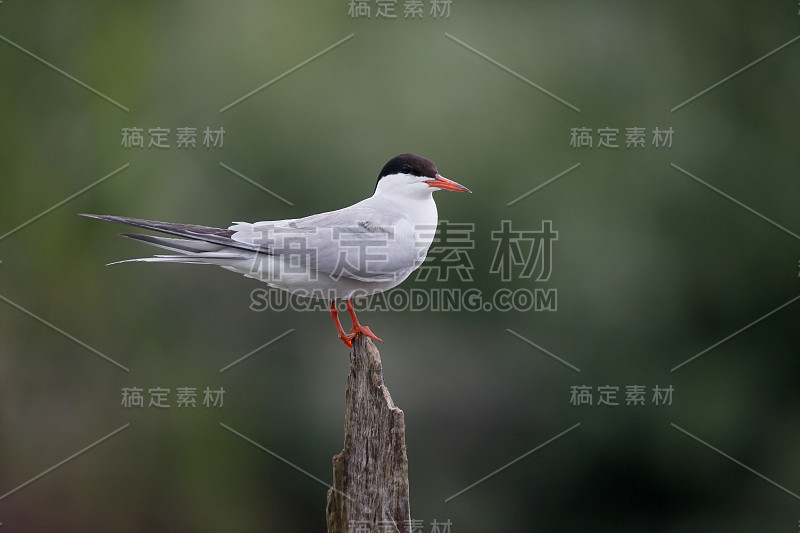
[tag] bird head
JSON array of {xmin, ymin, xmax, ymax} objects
[{"xmin": 374, "ymin": 153, "xmax": 471, "ymax": 199}]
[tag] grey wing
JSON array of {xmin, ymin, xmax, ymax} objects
[{"xmin": 233, "ymin": 206, "xmax": 422, "ymax": 282}]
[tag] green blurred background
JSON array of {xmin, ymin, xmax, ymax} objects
[{"xmin": 1, "ymin": 1, "xmax": 799, "ymax": 531}]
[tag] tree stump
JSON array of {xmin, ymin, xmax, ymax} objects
[{"xmin": 326, "ymin": 335, "xmax": 411, "ymax": 532}]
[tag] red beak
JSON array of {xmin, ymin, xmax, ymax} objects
[{"xmin": 426, "ymin": 174, "xmax": 471, "ymax": 193}]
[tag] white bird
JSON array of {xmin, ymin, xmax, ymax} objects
[{"xmin": 82, "ymin": 153, "xmax": 470, "ymax": 347}]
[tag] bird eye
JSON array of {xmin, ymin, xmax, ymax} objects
[{"xmin": 401, "ymin": 164, "xmax": 412, "ymax": 174}]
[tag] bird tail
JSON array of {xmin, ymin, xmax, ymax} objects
[
  {"xmin": 80, "ymin": 214, "xmax": 254, "ymax": 266},
  {"xmin": 104, "ymin": 233, "xmax": 248, "ymax": 265}
]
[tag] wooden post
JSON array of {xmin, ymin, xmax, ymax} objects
[{"xmin": 326, "ymin": 335, "xmax": 411, "ymax": 532}]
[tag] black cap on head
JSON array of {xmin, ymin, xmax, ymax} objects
[{"xmin": 376, "ymin": 153, "xmax": 438, "ymax": 189}]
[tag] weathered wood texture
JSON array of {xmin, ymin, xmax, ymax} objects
[{"xmin": 326, "ymin": 335, "xmax": 411, "ymax": 533}]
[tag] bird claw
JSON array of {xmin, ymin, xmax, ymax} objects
[
  {"xmin": 350, "ymin": 324, "xmax": 382, "ymax": 343},
  {"xmin": 331, "ymin": 299, "xmax": 382, "ymax": 348},
  {"xmin": 338, "ymin": 332, "xmax": 357, "ymax": 348}
]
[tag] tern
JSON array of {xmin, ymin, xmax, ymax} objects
[{"xmin": 82, "ymin": 153, "xmax": 470, "ymax": 347}]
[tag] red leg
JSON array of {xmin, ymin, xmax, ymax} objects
[
  {"xmin": 330, "ymin": 301, "xmax": 356, "ymax": 347},
  {"xmin": 346, "ymin": 299, "xmax": 382, "ymax": 343}
]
